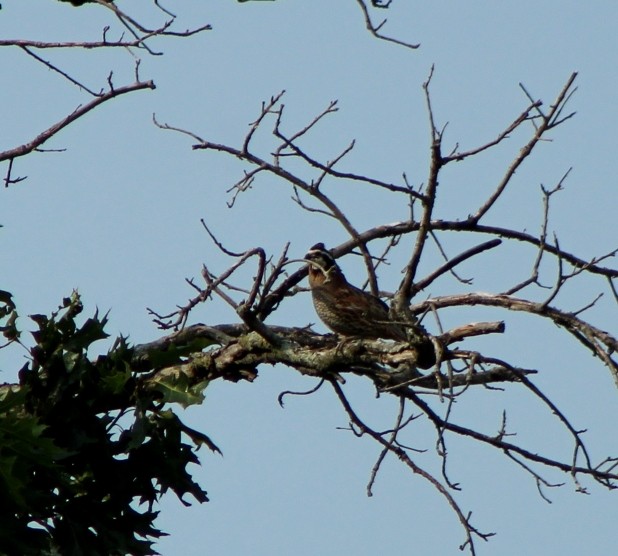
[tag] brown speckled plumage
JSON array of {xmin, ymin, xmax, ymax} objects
[
  {"xmin": 305, "ymin": 243, "xmax": 436, "ymax": 369},
  {"xmin": 305, "ymin": 243, "xmax": 407, "ymax": 341}
]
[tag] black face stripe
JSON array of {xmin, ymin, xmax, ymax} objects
[{"xmin": 305, "ymin": 243, "xmax": 337, "ymax": 270}]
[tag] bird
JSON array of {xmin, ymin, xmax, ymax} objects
[
  {"xmin": 304, "ymin": 243, "xmax": 408, "ymax": 340},
  {"xmin": 304, "ymin": 243, "xmax": 436, "ymax": 369}
]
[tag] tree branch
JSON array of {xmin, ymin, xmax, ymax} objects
[{"xmin": 1, "ymin": 80, "xmax": 155, "ymax": 166}]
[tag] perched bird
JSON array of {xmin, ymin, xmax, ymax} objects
[
  {"xmin": 305, "ymin": 243, "xmax": 408, "ymax": 341},
  {"xmin": 304, "ymin": 243, "xmax": 436, "ymax": 369}
]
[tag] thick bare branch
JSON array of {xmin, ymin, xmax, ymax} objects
[{"xmin": 413, "ymin": 292, "xmax": 618, "ymax": 384}]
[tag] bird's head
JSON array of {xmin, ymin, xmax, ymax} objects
[{"xmin": 305, "ymin": 243, "xmax": 340, "ymax": 283}]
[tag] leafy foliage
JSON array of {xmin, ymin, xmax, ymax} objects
[{"xmin": 0, "ymin": 292, "xmax": 213, "ymax": 556}]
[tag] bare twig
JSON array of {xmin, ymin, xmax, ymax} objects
[
  {"xmin": 1, "ymin": 80, "xmax": 155, "ymax": 166},
  {"xmin": 411, "ymin": 239, "xmax": 502, "ymax": 295},
  {"xmin": 396, "ymin": 66, "xmax": 442, "ymax": 306},
  {"xmin": 354, "ymin": 0, "xmax": 420, "ymax": 50},
  {"xmin": 443, "ymin": 99, "xmax": 543, "ymax": 163},
  {"xmin": 330, "ymin": 380, "xmax": 492, "ymax": 555},
  {"xmin": 470, "ymin": 73, "xmax": 578, "ymax": 223}
]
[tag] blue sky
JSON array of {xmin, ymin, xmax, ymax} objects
[{"xmin": 1, "ymin": 1, "xmax": 617, "ymax": 555}]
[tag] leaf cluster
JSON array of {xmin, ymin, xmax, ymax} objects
[{"xmin": 0, "ymin": 292, "xmax": 210, "ymax": 556}]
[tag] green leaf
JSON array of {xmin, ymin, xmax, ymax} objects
[
  {"xmin": 0, "ymin": 309, "xmax": 20, "ymax": 341},
  {"xmin": 152, "ymin": 372, "xmax": 209, "ymax": 408},
  {"xmin": 100, "ymin": 363, "xmax": 132, "ymax": 396},
  {"xmin": 64, "ymin": 315, "xmax": 109, "ymax": 352},
  {"xmin": 62, "ymin": 350, "xmax": 80, "ymax": 372}
]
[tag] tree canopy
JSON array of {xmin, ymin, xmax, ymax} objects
[{"xmin": 1, "ymin": 2, "xmax": 617, "ymax": 555}]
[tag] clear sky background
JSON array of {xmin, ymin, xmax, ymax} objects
[{"xmin": 1, "ymin": 1, "xmax": 617, "ymax": 555}]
